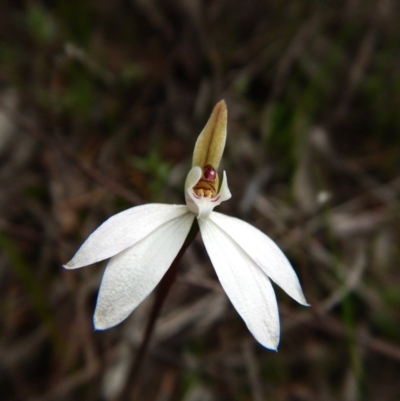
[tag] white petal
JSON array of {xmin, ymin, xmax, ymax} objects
[
  {"xmin": 216, "ymin": 171, "xmax": 232, "ymax": 205},
  {"xmin": 64, "ymin": 204, "xmax": 189, "ymax": 269},
  {"xmin": 199, "ymin": 218, "xmax": 280, "ymax": 349},
  {"xmin": 209, "ymin": 212, "xmax": 308, "ymax": 306},
  {"xmin": 184, "ymin": 166, "xmax": 202, "ymax": 215},
  {"xmin": 94, "ymin": 212, "xmax": 195, "ymax": 329},
  {"xmin": 185, "ymin": 167, "xmax": 232, "ymax": 220}
]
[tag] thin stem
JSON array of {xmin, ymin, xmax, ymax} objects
[{"xmin": 117, "ymin": 220, "xmax": 199, "ymax": 400}]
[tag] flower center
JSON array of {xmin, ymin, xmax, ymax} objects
[{"xmin": 193, "ymin": 165, "xmax": 218, "ymax": 197}]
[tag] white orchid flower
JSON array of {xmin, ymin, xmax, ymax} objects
[{"xmin": 64, "ymin": 101, "xmax": 308, "ymax": 350}]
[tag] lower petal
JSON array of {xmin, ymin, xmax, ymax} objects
[
  {"xmin": 94, "ymin": 212, "xmax": 195, "ymax": 329},
  {"xmin": 199, "ymin": 218, "xmax": 280, "ymax": 350},
  {"xmin": 209, "ymin": 212, "xmax": 308, "ymax": 306}
]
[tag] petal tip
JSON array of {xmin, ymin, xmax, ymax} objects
[
  {"xmin": 266, "ymin": 338, "xmax": 279, "ymax": 351},
  {"xmin": 259, "ymin": 340, "xmax": 279, "ymax": 351},
  {"xmin": 258, "ymin": 330, "xmax": 280, "ymax": 351},
  {"xmin": 63, "ymin": 262, "xmax": 73, "ymax": 269},
  {"xmin": 94, "ymin": 315, "xmax": 109, "ymax": 330},
  {"xmin": 296, "ymin": 292, "xmax": 310, "ymax": 307},
  {"xmin": 63, "ymin": 258, "xmax": 84, "ymax": 269},
  {"xmin": 215, "ymin": 99, "xmax": 227, "ymax": 112}
]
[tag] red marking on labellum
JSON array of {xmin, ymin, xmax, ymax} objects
[{"xmin": 203, "ymin": 165, "xmax": 217, "ymax": 181}]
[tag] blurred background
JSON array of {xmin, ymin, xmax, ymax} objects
[{"xmin": 1, "ymin": 0, "xmax": 400, "ymax": 400}]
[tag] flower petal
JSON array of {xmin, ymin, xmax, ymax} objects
[
  {"xmin": 199, "ymin": 218, "xmax": 280, "ymax": 349},
  {"xmin": 94, "ymin": 212, "xmax": 195, "ymax": 329},
  {"xmin": 217, "ymin": 171, "xmax": 232, "ymax": 204},
  {"xmin": 209, "ymin": 212, "xmax": 308, "ymax": 306},
  {"xmin": 64, "ymin": 204, "xmax": 189, "ymax": 269}
]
